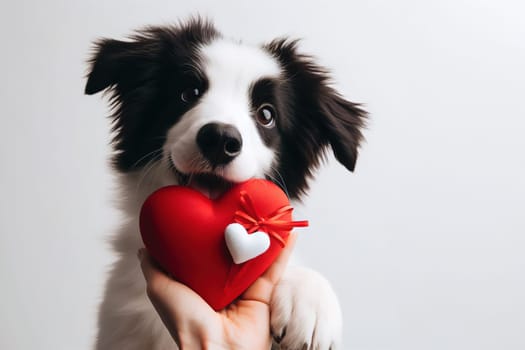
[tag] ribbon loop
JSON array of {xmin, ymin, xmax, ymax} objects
[{"xmin": 233, "ymin": 191, "xmax": 309, "ymax": 247}]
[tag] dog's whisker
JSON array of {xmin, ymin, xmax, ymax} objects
[
  {"xmin": 135, "ymin": 159, "xmax": 158, "ymax": 192},
  {"xmin": 130, "ymin": 148, "xmax": 163, "ymax": 169},
  {"xmin": 268, "ymin": 166, "xmax": 290, "ymax": 199},
  {"xmin": 135, "ymin": 153, "xmax": 163, "ymax": 194},
  {"xmin": 186, "ymin": 171, "xmax": 196, "ymax": 186},
  {"xmin": 148, "ymin": 157, "xmax": 167, "ymax": 188},
  {"xmin": 265, "ymin": 172, "xmax": 282, "ymax": 189}
]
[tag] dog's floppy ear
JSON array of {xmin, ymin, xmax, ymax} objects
[
  {"xmin": 317, "ymin": 86, "xmax": 367, "ymax": 172},
  {"xmin": 265, "ymin": 39, "xmax": 367, "ymax": 173},
  {"xmin": 84, "ymin": 37, "xmax": 159, "ymax": 95},
  {"xmin": 85, "ymin": 39, "xmax": 132, "ymax": 95}
]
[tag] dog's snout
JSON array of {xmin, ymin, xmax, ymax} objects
[{"xmin": 197, "ymin": 123, "xmax": 243, "ymax": 166}]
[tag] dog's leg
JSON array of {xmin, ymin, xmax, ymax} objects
[{"xmin": 270, "ymin": 266, "xmax": 343, "ymax": 350}]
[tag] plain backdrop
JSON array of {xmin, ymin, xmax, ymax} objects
[{"xmin": 1, "ymin": 1, "xmax": 524, "ymax": 349}]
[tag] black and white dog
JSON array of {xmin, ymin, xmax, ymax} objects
[{"xmin": 86, "ymin": 18, "xmax": 366, "ymax": 350}]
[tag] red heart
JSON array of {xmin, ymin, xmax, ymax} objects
[{"xmin": 139, "ymin": 179, "xmax": 298, "ymax": 310}]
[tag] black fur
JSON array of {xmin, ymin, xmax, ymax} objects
[
  {"xmin": 249, "ymin": 78, "xmax": 282, "ymax": 148},
  {"xmin": 264, "ymin": 39, "xmax": 367, "ymax": 197},
  {"xmin": 85, "ymin": 18, "xmax": 219, "ymax": 171},
  {"xmin": 85, "ymin": 19, "xmax": 366, "ymax": 199}
]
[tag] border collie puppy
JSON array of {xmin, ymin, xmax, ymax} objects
[{"xmin": 86, "ymin": 18, "xmax": 366, "ymax": 350}]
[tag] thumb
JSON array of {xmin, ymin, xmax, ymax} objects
[{"xmin": 240, "ymin": 232, "xmax": 297, "ymax": 304}]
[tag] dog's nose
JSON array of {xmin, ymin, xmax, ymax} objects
[{"xmin": 196, "ymin": 122, "xmax": 243, "ymax": 166}]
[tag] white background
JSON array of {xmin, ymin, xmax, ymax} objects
[{"xmin": 1, "ymin": 1, "xmax": 524, "ymax": 349}]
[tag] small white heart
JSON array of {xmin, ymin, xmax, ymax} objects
[{"xmin": 224, "ymin": 223, "xmax": 270, "ymax": 264}]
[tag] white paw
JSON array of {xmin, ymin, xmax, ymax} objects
[{"xmin": 270, "ymin": 266, "xmax": 343, "ymax": 350}]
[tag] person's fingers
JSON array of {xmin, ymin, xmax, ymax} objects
[
  {"xmin": 240, "ymin": 232, "xmax": 297, "ymax": 304},
  {"xmin": 261, "ymin": 232, "xmax": 297, "ymax": 283},
  {"xmin": 138, "ymin": 248, "xmax": 159, "ymax": 282},
  {"xmin": 138, "ymin": 248, "xmax": 222, "ymax": 346},
  {"xmin": 138, "ymin": 248, "xmax": 195, "ymax": 303},
  {"xmin": 139, "ymin": 249, "xmax": 179, "ymax": 298},
  {"xmin": 138, "ymin": 248, "xmax": 177, "ymax": 307}
]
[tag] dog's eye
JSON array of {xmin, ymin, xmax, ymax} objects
[
  {"xmin": 181, "ymin": 87, "xmax": 201, "ymax": 103},
  {"xmin": 256, "ymin": 104, "xmax": 276, "ymax": 128}
]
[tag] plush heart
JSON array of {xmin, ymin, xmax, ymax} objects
[{"xmin": 139, "ymin": 179, "xmax": 307, "ymax": 310}]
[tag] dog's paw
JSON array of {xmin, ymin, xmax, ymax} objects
[{"xmin": 270, "ymin": 266, "xmax": 342, "ymax": 350}]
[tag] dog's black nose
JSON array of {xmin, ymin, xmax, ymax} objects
[{"xmin": 196, "ymin": 123, "xmax": 243, "ymax": 166}]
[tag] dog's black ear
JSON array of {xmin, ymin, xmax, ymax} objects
[
  {"xmin": 86, "ymin": 39, "xmax": 130, "ymax": 95},
  {"xmin": 84, "ymin": 37, "xmax": 159, "ymax": 95},
  {"xmin": 265, "ymin": 39, "xmax": 367, "ymax": 173},
  {"xmin": 317, "ymin": 87, "xmax": 367, "ymax": 172}
]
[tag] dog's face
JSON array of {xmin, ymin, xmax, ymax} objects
[{"xmin": 85, "ymin": 19, "xmax": 366, "ymax": 199}]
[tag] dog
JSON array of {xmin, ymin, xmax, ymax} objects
[{"xmin": 85, "ymin": 18, "xmax": 366, "ymax": 350}]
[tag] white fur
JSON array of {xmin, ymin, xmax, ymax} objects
[{"xmin": 96, "ymin": 39, "xmax": 343, "ymax": 350}]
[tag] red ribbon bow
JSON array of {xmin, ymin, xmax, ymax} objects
[{"xmin": 234, "ymin": 191, "xmax": 309, "ymax": 247}]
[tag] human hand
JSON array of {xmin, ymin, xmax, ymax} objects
[{"xmin": 138, "ymin": 233, "xmax": 297, "ymax": 350}]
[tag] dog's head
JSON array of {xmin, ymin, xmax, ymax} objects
[{"xmin": 85, "ymin": 18, "xmax": 366, "ymax": 199}]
